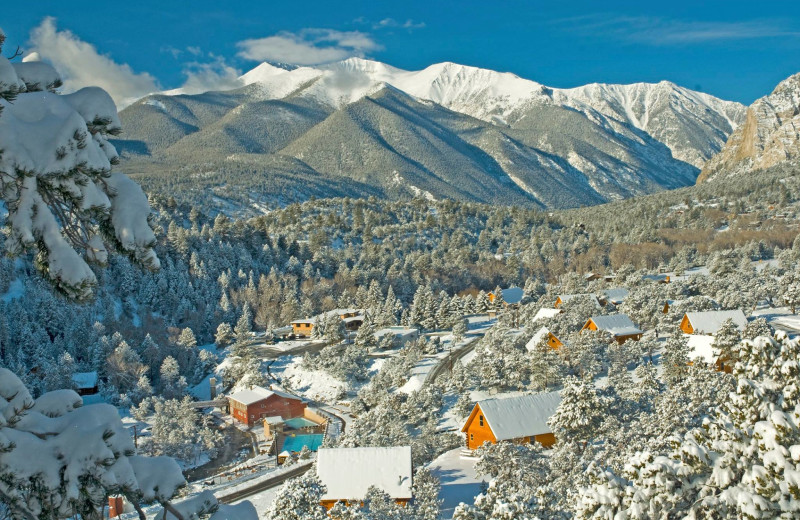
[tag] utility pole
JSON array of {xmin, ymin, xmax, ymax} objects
[{"xmin": 132, "ymin": 425, "xmax": 138, "ymax": 449}]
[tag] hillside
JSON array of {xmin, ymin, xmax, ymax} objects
[
  {"xmin": 113, "ymin": 58, "xmax": 745, "ymax": 215},
  {"xmin": 699, "ymin": 72, "xmax": 800, "ymax": 182}
]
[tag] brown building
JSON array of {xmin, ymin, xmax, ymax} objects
[
  {"xmin": 290, "ymin": 308, "xmax": 362, "ymax": 337},
  {"xmin": 461, "ymin": 392, "xmax": 561, "ymax": 451},
  {"xmin": 227, "ymin": 386, "xmax": 306, "ymax": 426}
]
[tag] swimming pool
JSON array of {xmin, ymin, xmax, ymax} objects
[
  {"xmin": 281, "ymin": 434, "xmax": 324, "ymax": 453},
  {"xmin": 284, "ymin": 417, "xmax": 319, "ymax": 429}
]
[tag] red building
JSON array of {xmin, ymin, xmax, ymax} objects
[{"xmin": 227, "ymin": 386, "xmax": 307, "ymax": 426}]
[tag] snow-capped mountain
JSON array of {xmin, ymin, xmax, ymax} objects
[
  {"xmin": 113, "ymin": 58, "xmax": 746, "ymax": 212},
  {"xmin": 699, "ymin": 72, "xmax": 800, "ymax": 183}
]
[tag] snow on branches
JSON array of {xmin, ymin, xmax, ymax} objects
[{"xmin": 0, "ymin": 31, "xmax": 158, "ymax": 300}]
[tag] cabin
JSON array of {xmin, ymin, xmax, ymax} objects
[
  {"xmin": 642, "ymin": 274, "xmax": 670, "ymax": 284},
  {"xmin": 461, "ymin": 392, "xmax": 561, "ymax": 451},
  {"xmin": 72, "ymin": 371, "xmax": 99, "ymax": 396},
  {"xmin": 662, "ymin": 300, "xmax": 674, "ymax": 314},
  {"xmin": 227, "ymin": 386, "xmax": 306, "ymax": 426},
  {"xmin": 581, "ymin": 314, "xmax": 643, "ymax": 343},
  {"xmin": 488, "ymin": 287, "xmax": 525, "ymax": 307},
  {"xmin": 600, "ymin": 288, "xmax": 629, "ymax": 307},
  {"xmin": 525, "ymin": 326, "xmax": 563, "ymax": 351},
  {"xmin": 680, "ymin": 310, "xmax": 747, "ymax": 335},
  {"xmin": 584, "ymin": 272, "xmax": 602, "ymax": 282},
  {"xmin": 316, "ymin": 446, "xmax": 413, "ymax": 509},
  {"xmin": 290, "ymin": 308, "xmax": 363, "ymax": 337},
  {"xmin": 686, "ymin": 334, "xmax": 733, "ymax": 373},
  {"xmin": 554, "ymin": 294, "xmax": 601, "ymax": 309}
]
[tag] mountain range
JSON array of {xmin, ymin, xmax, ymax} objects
[{"xmin": 113, "ymin": 58, "xmax": 747, "ymax": 213}]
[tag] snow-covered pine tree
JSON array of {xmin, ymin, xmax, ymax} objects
[{"xmin": 0, "ymin": 32, "xmax": 158, "ymax": 300}]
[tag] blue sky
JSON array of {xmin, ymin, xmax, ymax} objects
[{"xmin": 3, "ymin": 1, "xmax": 800, "ymax": 105}]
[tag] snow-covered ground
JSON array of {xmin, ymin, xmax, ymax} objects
[{"xmin": 428, "ymin": 448, "xmax": 485, "ymax": 519}]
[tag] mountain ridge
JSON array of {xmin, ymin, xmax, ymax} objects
[{"xmin": 114, "ymin": 57, "xmax": 746, "ymax": 214}]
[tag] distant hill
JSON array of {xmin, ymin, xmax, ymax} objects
[
  {"xmin": 114, "ymin": 58, "xmax": 745, "ymax": 215},
  {"xmin": 699, "ymin": 72, "xmax": 800, "ymax": 183}
]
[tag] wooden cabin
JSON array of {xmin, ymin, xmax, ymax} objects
[
  {"xmin": 461, "ymin": 392, "xmax": 561, "ymax": 451},
  {"xmin": 228, "ymin": 386, "xmax": 306, "ymax": 426},
  {"xmin": 290, "ymin": 308, "xmax": 363, "ymax": 337},
  {"xmin": 686, "ymin": 334, "xmax": 733, "ymax": 374},
  {"xmin": 600, "ymin": 288, "xmax": 629, "ymax": 308},
  {"xmin": 662, "ymin": 300, "xmax": 674, "ymax": 314},
  {"xmin": 581, "ymin": 314, "xmax": 643, "ymax": 344},
  {"xmin": 488, "ymin": 287, "xmax": 525, "ymax": 307},
  {"xmin": 72, "ymin": 371, "xmax": 99, "ymax": 396},
  {"xmin": 525, "ymin": 326, "xmax": 563, "ymax": 351},
  {"xmin": 680, "ymin": 310, "xmax": 747, "ymax": 335},
  {"xmin": 316, "ymin": 446, "xmax": 412, "ymax": 510}
]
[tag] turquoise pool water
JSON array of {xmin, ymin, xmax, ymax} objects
[
  {"xmin": 284, "ymin": 417, "xmax": 319, "ymax": 429},
  {"xmin": 281, "ymin": 434, "xmax": 324, "ymax": 453}
]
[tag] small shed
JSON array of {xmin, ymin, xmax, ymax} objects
[
  {"xmin": 461, "ymin": 392, "xmax": 561, "ymax": 450},
  {"xmin": 72, "ymin": 371, "xmax": 99, "ymax": 396},
  {"xmin": 581, "ymin": 314, "xmax": 643, "ymax": 343},
  {"xmin": 316, "ymin": 446, "xmax": 413, "ymax": 509},
  {"xmin": 680, "ymin": 310, "xmax": 747, "ymax": 335}
]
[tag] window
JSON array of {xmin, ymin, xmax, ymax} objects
[
  {"xmin": 479, "ymin": 415, "xmax": 484, "ymax": 427},
  {"xmin": 470, "ymin": 434, "xmax": 474, "ymax": 441}
]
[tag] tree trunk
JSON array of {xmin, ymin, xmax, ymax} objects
[{"xmin": 161, "ymin": 501, "xmax": 186, "ymax": 520}]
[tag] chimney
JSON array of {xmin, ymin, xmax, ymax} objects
[
  {"xmin": 209, "ymin": 377, "xmax": 217, "ymax": 400},
  {"xmin": 108, "ymin": 496, "xmax": 124, "ymax": 518}
]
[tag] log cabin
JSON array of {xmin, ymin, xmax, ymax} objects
[
  {"xmin": 316, "ymin": 446, "xmax": 413, "ymax": 510},
  {"xmin": 581, "ymin": 314, "xmax": 643, "ymax": 343},
  {"xmin": 680, "ymin": 309, "xmax": 747, "ymax": 335},
  {"xmin": 461, "ymin": 392, "xmax": 561, "ymax": 451}
]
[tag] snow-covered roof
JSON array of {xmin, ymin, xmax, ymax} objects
[
  {"xmin": 556, "ymin": 294, "xmax": 601, "ymax": 307},
  {"xmin": 532, "ymin": 308, "xmax": 561, "ymax": 322},
  {"xmin": 342, "ymin": 315, "xmax": 364, "ymax": 324},
  {"xmin": 587, "ymin": 314, "xmax": 642, "ymax": 337},
  {"xmin": 71, "ymin": 371, "xmax": 98, "ymax": 389},
  {"xmin": 602, "ymin": 288, "xmax": 629, "ymax": 305},
  {"xmin": 317, "ymin": 446, "xmax": 413, "ymax": 501},
  {"xmin": 375, "ymin": 327, "xmax": 419, "ymax": 339},
  {"xmin": 499, "ymin": 287, "xmax": 524, "ymax": 304},
  {"xmin": 687, "ymin": 335, "xmax": 717, "ymax": 364},
  {"xmin": 642, "ymin": 274, "xmax": 669, "ymax": 282},
  {"xmin": 525, "ymin": 327, "xmax": 552, "ymax": 352},
  {"xmin": 227, "ymin": 386, "xmax": 302, "ymax": 406},
  {"xmin": 291, "ymin": 308, "xmax": 362, "ymax": 325},
  {"xmin": 685, "ymin": 310, "xmax": 747, "ymax": 334},
  {"xmin": 265, "ymin": 416, "xmax": 284, "ymax": 425},
  {"xmin": 469, "ymin": 392, "xmax": 561, "ymax": 440}
]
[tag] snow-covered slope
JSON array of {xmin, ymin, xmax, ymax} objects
[
  {"xmin": 114, "ymin": 58, "xmax": 746, "ymax": 212},
  {"xmin": 699, "ymin": 72, "xmax": 800, "ymax": 183}
]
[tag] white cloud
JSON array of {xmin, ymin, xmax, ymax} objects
[
  {"xmin": 236, "ymin": 28, "xmax": 383, "ymax": 65},
  {"xmin": 557, "ymin": 15, "xmax": 800, "ymax": 45},
  {"xmin": 179, "ymin": 55, "xmax": 243, "ymax": 95},
  {"xmin": 375, "ymin": 18, "xmax": 426, "ymax": 30},
  {"xmin": 28, "ymin": 17, "xmax": 159, "ymax": 108}
]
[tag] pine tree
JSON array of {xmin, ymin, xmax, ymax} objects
[
  {"xmin": 662, "ymin": 334, "xmax": 691, "ymax": 385},
  {"xmin": 215, "ymin": 322, "xmax": 234, "ymax": 347}
]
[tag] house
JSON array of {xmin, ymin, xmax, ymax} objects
[
  {"xmin": 316, "ymin": 446, "xmax": 413, "ymax": 509},
  {"xmin": 227, "ymin": 386, "xmax": 306, "ymax": 426},
  {"xmin": 290, "ymin": 308, "xmax": 363, "ymax": 337},
  {"xmin": 662, "ymin": 300, "xmax": 674, "ymax": 314},
  {"xmin": 525, "ymin": 327, "xmax": 563, "ymax": 351},
  {"xmin": 554, "ymin": 294, "xmax": 601, "ymax": 309},
  {"xmin": 488, "ymin": 287, "xmax": 525, "ymax": 306},
  {"xmin": 642, "ymin": 274, "xmax": 670, "ymax": 284},
  {"xmin": 584, "ymin": 272, "xmax": 602, "ymax": 282},
  {"xmin": 375, "ymin": 326, "xmax": 420, "ymax": 347},
  {"xmin": 532, "ymin": 308, "xmax": 561, "ymax": 322},
  {"xmin": 461, "ymin": 392, "xmax": 561, "ymax": 450},
  {"xmin": 600, "ymin": 288, "xmax": 629, "ymax": 307},
  {"xmin": 680, "ymin": 310, "xmax": 747, "ymax": 335},
  {"xmin": 686, "ymin": 335, "xmax": 733, "ymax": 373},
  {"xmin": 581, "ymin": 314, "xmax": 643, "ymax": 343},
  {"xmin": 72, "ymin": 371, "xmax": 99, "ymax": 396}
]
